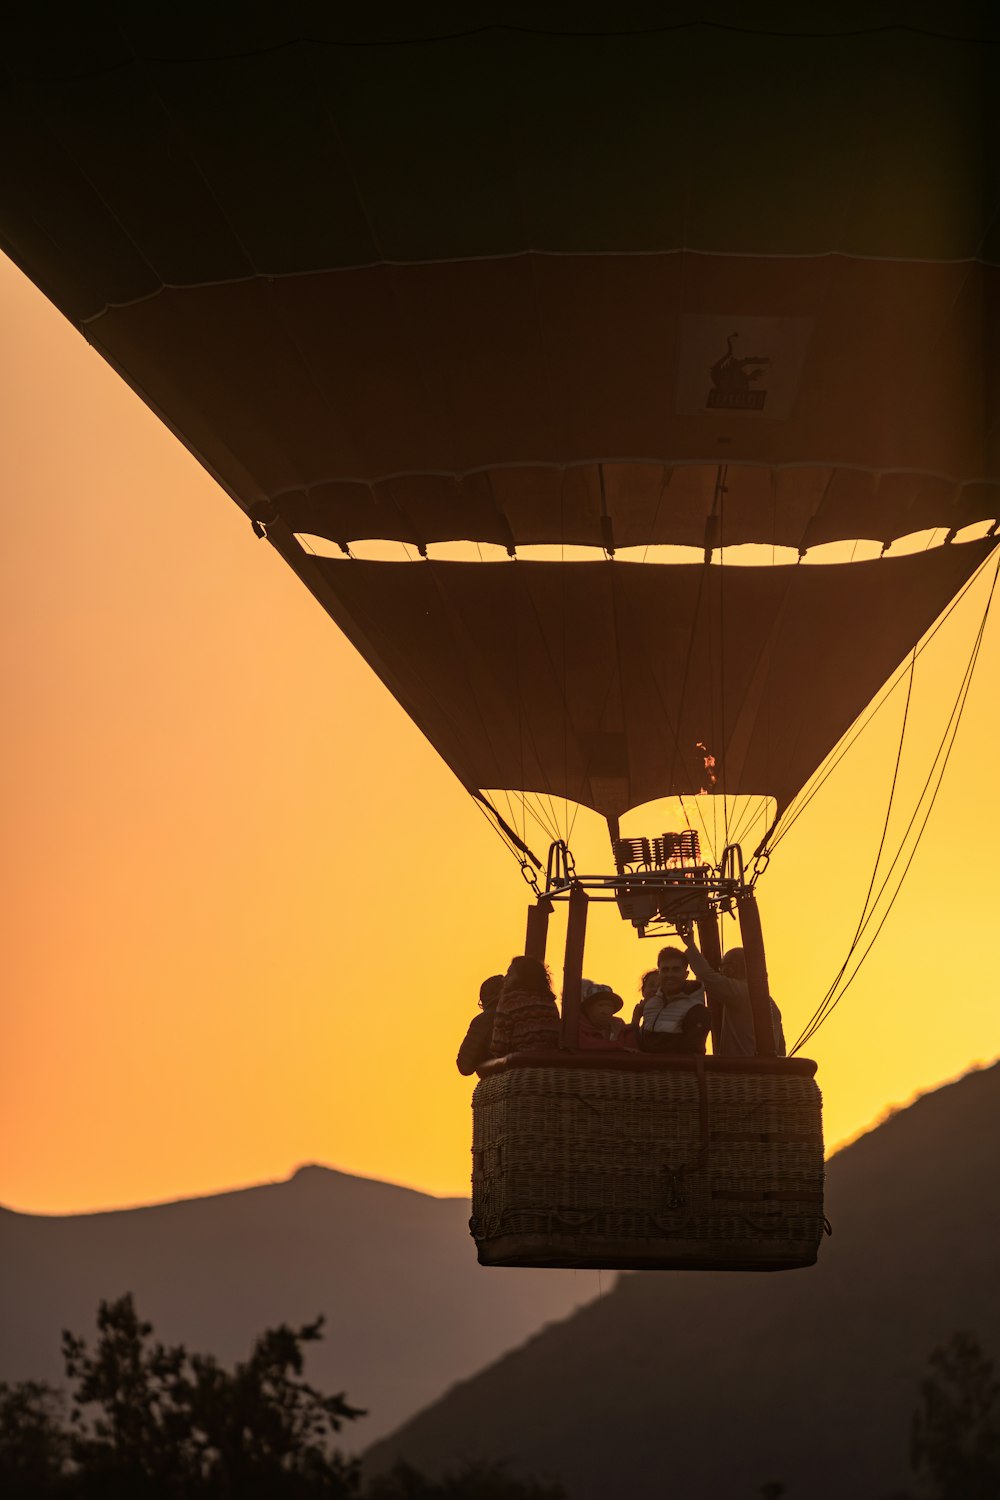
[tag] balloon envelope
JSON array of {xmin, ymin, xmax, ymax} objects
[{"xmin": 3, "ymin": 3, "xmax": 997, "ymax": 814}]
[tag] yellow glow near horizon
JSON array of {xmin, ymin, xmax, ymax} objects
[{"xmin": 1, "ymin": 253, "xmax": 998, "ymax": 1217}]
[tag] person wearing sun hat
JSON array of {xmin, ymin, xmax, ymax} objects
[{"xmin": 578, "ymin": 978, "xmax": 629, "ymax": 1051}]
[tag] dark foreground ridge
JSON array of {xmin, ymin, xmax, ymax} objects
[
  {"xmin": 366, "ymin": 1063, "xmax": 1000, "ymax": 1499},
  {"xmin": 0, "ymin": 1165, "xmax": 594, "ymax": 1446}
]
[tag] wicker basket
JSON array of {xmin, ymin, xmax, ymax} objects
[{"xmin": 471, "ymin": 1053, "xmax": 824, "ymax": 1271}]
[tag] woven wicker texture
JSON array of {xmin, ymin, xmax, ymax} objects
[{"xmin": 471, "ymin": 1062, "xmax": 824, "ymax": 1270}]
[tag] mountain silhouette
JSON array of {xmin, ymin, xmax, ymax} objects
[
  {"xmin": 366, "ymin": 1063, "xmax": 1000, "ymax": 1498},
  {"xmin": 0, "ymin": 1164, "xmax": 597, "ymax": 1445}
]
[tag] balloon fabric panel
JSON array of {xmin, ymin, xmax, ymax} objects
[{"xmin": 310, "ymin": 540, "xmax": 995, "ymax": 816}]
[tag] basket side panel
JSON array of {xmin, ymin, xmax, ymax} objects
[{"xmin": 471, "ymin": 1066, "xmax": 824, "ymax": 1269}]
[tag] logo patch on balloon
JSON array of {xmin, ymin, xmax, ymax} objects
[
  {"xmin": 675, "ymin": 315, "xmax": 814, "ymax": 421},
  {"xmin": 707, "ymin": 335, "xmax": 769, "ymax": 411}
]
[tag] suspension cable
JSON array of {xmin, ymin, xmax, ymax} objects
[
  {"xmin": 790, "ymin": 554, "xmax": 999, "ymax": 1053},
  {"xmin": 761, "ymin": 544, "xmax": 1000, "ymax": 863},
  {"xmin": 789, "ymin": 650, "xmax": 916, "ymax": 1050},
  {"xmin": 471, "ymin": 791, "xmax": 543, "ymax": 870}
]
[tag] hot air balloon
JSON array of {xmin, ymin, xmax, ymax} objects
[{"xmin": 3, "ymin": 3, "xmax": 998, "ymax": 1270}]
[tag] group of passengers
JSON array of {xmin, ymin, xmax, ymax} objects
[{"xmin": 456, "ymin": 923, "xmax": 785, "ymax": 1075}]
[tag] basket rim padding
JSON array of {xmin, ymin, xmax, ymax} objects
[{"xmin": 477, "ymin": 1051, "xmax": 818, "ymax": 1079}]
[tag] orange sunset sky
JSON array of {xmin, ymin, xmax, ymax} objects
[{"xmin": 2, "ymin": 248, "xmax": 999, "ymax": 1217}]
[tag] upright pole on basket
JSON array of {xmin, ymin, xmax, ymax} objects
[
  {"xmin": 524, "ymin": 898, "xmax": 551, "ymax": 962},
  {"xmin": 560, "ymin": 883, "xmax": 587, "ymax": 1050},
  {"xmin": 736, "ymin": 890, "xmax": 776, "ymax": 1057},
  {"xmin": 697, "ymin": 909, "xmax": 724, "ymax": 1052}
]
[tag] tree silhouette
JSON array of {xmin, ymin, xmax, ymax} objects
[
  {"xmin": 58, "ymin": 1293, "xmax": 363, "ymax": 1497},
  {"xmin": 364, "ymin": 1460, "xmax": 567, "ymax": 1499},
  {"xmin": 0, "ymin": 1380, "xmax": 70, "ymax": 1495},
  {"xmin": 0, "ymin": 1296, "xmax": 570, "ymax": 1498},
  {"xmin": 911, "ymin": 1331, "xmax": 1000, "ymax": 1500}
]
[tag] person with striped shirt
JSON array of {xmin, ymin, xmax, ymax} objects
[{"xmin": 489, "ymin": 956, "xmax": 561, "ymax": 1058}]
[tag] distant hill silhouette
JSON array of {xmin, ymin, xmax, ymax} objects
[
  {"xmin": 0, "ymin": 1164, "xmax": 596, "ymax": 1445},
  {"xmin": 366, "ymin": 1063, "xmax": 1000, "ymax": 1499}
]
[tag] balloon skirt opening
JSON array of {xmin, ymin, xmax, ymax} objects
[{"xmin": 471, "ymin": 1054, "xmax": 824, "ymax": 1273}]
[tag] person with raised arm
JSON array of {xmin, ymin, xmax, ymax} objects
[{"xmin": 676, "ymin": 922, "xmax": 786, "ymax": 1057}]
